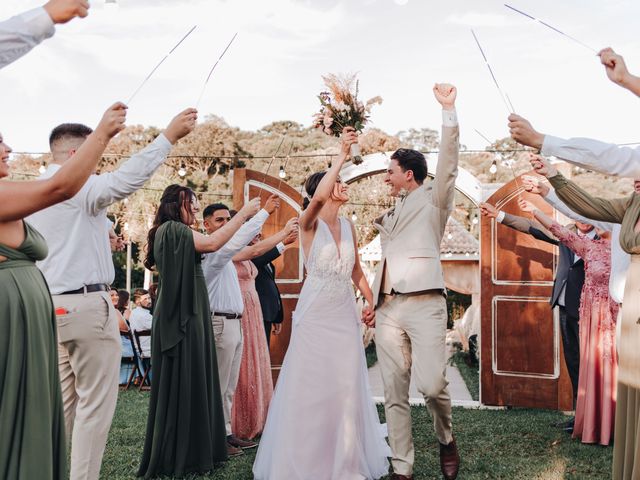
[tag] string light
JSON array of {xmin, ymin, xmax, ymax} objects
[
  {"xmin": 489, "ymin": 159, "xmax": 498, "ymax": 174},
  {"xmin": 278, "ymin": 165, "xmax": 286, "ymax": 179},
  {"xmin": 178, "ymin": 162, "xmax": 187, "ymax": 177},
  {"xmin": 472, "ymin": 216, "xmax": 479, "ymax": 225},
  {"xmin": 124, "ymin": 222, "xmax": 129, "ymax": 231},
  {"xmin": 351, "ymin": 211, "xmax": 358, "ymax": 222},
  {"xmin": 38, "ymin": 161, "xmax": 46, "ymax": 174},
  {"xmin": 447, "ymin": 233, "xmax": 453, "ymax": 240}
]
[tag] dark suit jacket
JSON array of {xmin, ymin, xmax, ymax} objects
[
  {"xmin": 502, "ymin": 213, "xmax": 586, "ymax": 318},
  {"xmin": 251, "ymin": 247, "xmax": 284, "ymax": 324}
]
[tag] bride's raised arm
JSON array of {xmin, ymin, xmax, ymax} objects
[{"xmin": 299, "ymin": 127, "xmax": 357, "ymax": 232}]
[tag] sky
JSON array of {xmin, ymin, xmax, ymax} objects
[{"xmin": 2, "ymin": 0, "xmax": 640, "ymax": 154}]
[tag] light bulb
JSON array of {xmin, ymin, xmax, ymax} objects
[
  {"xmin": 178, "ymin": 163, "xmax": 187, "ymax": 177},
  {"xmin": 472, "ymin": 216, "xmax": 479, "ymax": 225},
  {"xmin": 489, "ymin": 161, "xmax": 497, "ymax": 174},
  {"xmin": 447, "ymin": 233, "xmax": 453, "ymax": 240},
  {"xmin": 278, "ymin": 166, "xmax": 286, "ymax": 179},
  {"xmin": 38, "ymin": 164, "xmax": 46, "ymax": 174},
  {"xmin": 124, "ymin": 222, "xmax": 129, "ymax": 231},
  {"xmin": 351, "ymin": 211, "xmax": 358, "ymax": 222},
  {"xmin": 465, "ymin": 252, "xmax": 470, "ymax": 257},
  {"xmin": 123, "ymin": 198, "xmax": 128, "ymax": 204}
]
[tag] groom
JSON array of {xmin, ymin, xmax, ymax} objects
[{"xmin": 372, "ymin": 83, "xmax": 460, "ymax": 480}]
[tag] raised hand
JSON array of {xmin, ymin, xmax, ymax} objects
[
  {"xmin": 508, "ymin": 114, "xmax": 544, "ymax": 150},
  {"xmin": 283, "ymin": 228, "xmax": 298, "ymax": 245},
  {"xmin": 95, "ymin": 102, "xmax": 127, "ymax": 141},
  {"xmin": 479, "ymin": 202, "xmax": 499, "ymax": 219},
  {"xmin": 43, "ymin": 0, "xmax": 89, "ymax": 24},
  {"xmin": 340, "ymin": 127, "xmax": 358, "ymax": 156},
  {"xmin": 164, "ymin": 108, "xmax": 198, "ymax": 144},
  {"xmin": 521, "ymin": 173, "xmax": 549, "ymax": 196},
  {"xmin": 239, "ymin": 197, "xmax": 261, "ymax": 220},
  {"xmin": 599, "ymin": 47, "xmax": 630, "ymax": 86},
  {"xmin": 263, "ymin": 194, "xmax": 281, "ymax": 214},
  {"xmin": 284, "ymin": 217, "xmax": 299, "ymax": 237},
  {"xmin": 433, "ymin": 83, "xmax": 457, "ymax": 110},
  {"xmin": 518, "ymin": 198, "xmax": 536, "ymax": 213},
  {"xmin": 529, "ymin": 155, "xmax": 558, "ymax": 178}
]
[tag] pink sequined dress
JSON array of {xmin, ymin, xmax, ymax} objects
[
  {"xmin": 232, "ymin": 260, "xmax": 274, "ymax": 439},
  {"xmin": 550, "ymin": 223, "xmax": 618, "ymax": 445}
]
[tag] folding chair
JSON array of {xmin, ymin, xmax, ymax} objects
[
  {"xmin": 119, "ymin": 330, "xmax": 143, "ymax": 391},
  {"xmin": 134, "ymin": 329, "xmax": 152, "ymax": 391}
]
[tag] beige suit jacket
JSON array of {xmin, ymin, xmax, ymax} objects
[{"xmin": 372, "ymin": 124, "xmax": 459, "ymax": 306}]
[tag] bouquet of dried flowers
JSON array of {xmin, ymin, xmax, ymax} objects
[{"xmin": 312, "ymin": 73, "xmax": 382, "ymax": 165}]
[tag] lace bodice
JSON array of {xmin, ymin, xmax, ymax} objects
[{"xmin": 303, "ymin": 218, "xmax": 355, "ymax": 295}]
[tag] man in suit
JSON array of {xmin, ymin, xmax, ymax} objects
[
  {"xmin": 480, "ymin": 203, "xmax": 595, "ymax": 430},
  {"xmin": 251, "ymin": 229, "xmax": 298, "ymax": 346},
  {"xmin": 372, "ymin": 83, "xmax": 460, "ymax": 480}
]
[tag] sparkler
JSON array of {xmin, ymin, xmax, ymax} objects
[
  {"xmin": 195, "ymin": 32, "xmax": 239, "ymax": 108},
  {"xmin": 471, "ymin": 29, "xmax": 515, "ymax": 114}
]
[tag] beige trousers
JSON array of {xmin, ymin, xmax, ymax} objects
[
  {"xmin": 211, "ymin": 314, "xmax": 243, "ymax": 436},
  {"xmin": 376, "ymin": 291, "xmax": 453, "ymax": 476},
  {"xmin": 53, "ymin": 291, "xmax": 121, "ymax": 480}
]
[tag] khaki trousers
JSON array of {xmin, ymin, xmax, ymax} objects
[
  {"xmin": 211, "ymin": 314, "xmax": 243, "ymax": 436},
  {"xmin": 376, "ymin": 291, "xmax": 453, "ymax": 476},
  {"xmin": 53, "ymin": 291, "xmax": 121, "ymax": 480}
]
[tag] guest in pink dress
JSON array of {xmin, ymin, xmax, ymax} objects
[
  {"xmin": 520, "ymin": 199, "xmax": 618, "ymax": 445},
  {"xmin": 231, "ymin": 259, "xmax": 274, "ymax": 440}
]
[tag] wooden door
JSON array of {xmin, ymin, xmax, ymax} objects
[
  {"xmin": 233, "ymin": 168, "xmax": 303, "ymax": 384},
  {"xmin": 480, "ymin": 177, "xmax": 573, "ymax": 410}
]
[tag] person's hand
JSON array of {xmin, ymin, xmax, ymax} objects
[
  {"xmin": 340, "ymin": 127, "xmax": 358, "ymax": 156},
  {"xmin": 479, "ymin": 202, "xmax": 499, "ymax": 219},
  {"xmin": 164, "ymin": 108, "xmax": 198, "ymax": 144},
  {"xmin": 508, "ymin": 114, "xmax": 544, "ymax": 150},
  {"xmin": 599, "ymin": 47, "xmax": 631, "ymax": 87},
  {"xmin": 283, "ymin": 217, "xmax": 299, "ymax": 237},
  {"xmin": 44, "ymin": 0, "xmax": 89, "ymax": 24},
  {"xmin": 361, "ymin": 305, "xmax": 376, "ymax": 327},
  {"xmin": 239, "ymin": 198, "xmax": 261, "ymax": 220},
  {"xmin": 529, "ymin": 154, "xmax": 558, "ymax": 178},
  {"xmin": 273, "ymin": 323, "xmax": 282, "ymax": 335},
  {"xmin": 263, "ymin": 194, "xmax": 280, "ymax": 214},
  {"xmin": 518, "ymin": 198, "xmax": 536, "ymax": 213},
  {"xmin": 521, "ymin": 173, "xmax": 549, "ymax": 196},
  {"xmin": 283, "ymin": 226, "xmax": 299, "ymax": 245},
  {"xmin": 433, "ymin": 83, "xmax": 457, "ymax": 110},
  {"xmin": 95, "ymin": 102, "xmax": 127, "ymax": 142}
]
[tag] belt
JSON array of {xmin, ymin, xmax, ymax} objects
[
  {"xmin": 383, "ymin": 288, "xmax": 446, "ymax": 298},
  {"xmin": 213, "ymin": 311, "xmax": 242, "ymax": 319},
  {"xmin": 58, "ymin": 283, "xmax": 109, "ymax": 295}
]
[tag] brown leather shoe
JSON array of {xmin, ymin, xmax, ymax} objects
[
  {"xmin": 226, "ymin": 443, "xmax": 244, "ymax": 457},
  {"xmin": 227, "ymin": 435, "xmax": 258, "ymax": 449},
  {"xmin": 440, "ymin": 438, "xmax": 460, "ymax": 480},
  {"xmin": 390, "ymin": 474, "xmax": 414, "ymax": 480}
]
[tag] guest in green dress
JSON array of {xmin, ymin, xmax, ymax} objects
[
  {"xmin": 139, "ymin": 185, "xmax": 261, "ymax": 478},
  {"xmin": 0, "ymin": 105, "xmax": 127, "ymax": 480}
]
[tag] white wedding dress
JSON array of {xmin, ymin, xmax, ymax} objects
[{"xmin": 253, "ymin": 218, "xmax": 391, "ymax": 480}]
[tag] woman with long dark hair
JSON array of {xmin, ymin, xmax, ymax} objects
[{"xmin": 138, "ymin": 184, "xmax": 260, "ymax": 479}]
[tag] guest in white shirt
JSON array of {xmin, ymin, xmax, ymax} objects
[
  {"xmin": 201, "ymin": 195, "xmax": 296, "ymax": 456},
  {"xmin": 28, "ymin": 107, "xmax": 197, "ymax": 480},
  {"xmin": 1, "ymin": 0, "xmax": 89, "ymax": 69},
  {"xmin": 129, "ymin": 289, "xmax": 153, "ymax": 357}
]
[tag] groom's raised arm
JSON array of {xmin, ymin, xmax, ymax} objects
[{"xmin": 431, "ymin": 83, "xmax": 459, "ymax": 211}]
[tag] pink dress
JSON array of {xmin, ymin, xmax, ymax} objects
[
  {"xmin": 232, "ymin": 260, "xmax": 274, "ymax": 439},
  {"xmin": 550, "ymin": 224, "xmax": 618, "ymax": 445}
]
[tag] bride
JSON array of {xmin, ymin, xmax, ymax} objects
[{"xmin": 253, "ymin": 127, "xmax": 391, "ymax": 479}]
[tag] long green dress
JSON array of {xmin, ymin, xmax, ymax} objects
[
  {"xmin": 138, "ymin": 221, "xmax": 227, "ymax": 478},
  {"xmin": 0, "ymin": 222, "xmax": 66, "ymax": 480}
]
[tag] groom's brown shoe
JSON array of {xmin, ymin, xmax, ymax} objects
[
  {"xmin": 390, "ymin": 474, "xmax": 414, "ymax": 480},
  {"xmin": 439, "ymin": 437, "xmax": 460, "ymax": 480}
]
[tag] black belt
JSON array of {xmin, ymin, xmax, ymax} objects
[
  {"xmin": 383, "ymin": 288, "xmax": 446, "ymax": 298},
  {"xmin": 59, "ymin": 283, "xmax": 109, "ymax": 295},
  {"xmin": 212, "ymin": 311, "xmax": 242, "ymax": 319}
]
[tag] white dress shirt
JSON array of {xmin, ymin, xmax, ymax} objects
[
  {"xmin": 28, "ymin": 134, "xmax": 173, "ymax": 294},
  {"xmin": 129, "ymin": 307, "xmax": 153, "ymax": 356},
  {"xmin": 202, "ymin": 209, "xmax": 270, "ymax": 315},
  {"xmin": 542, "ymin": 135, "xmax": 640, "ymax": 179},
  {"xmin": 543, "ymin": 189, "xmax": 629, "ymax": 304},
  {"xmin": 0, "ymin": 7, "xmax": 54, "ymax": 69}
]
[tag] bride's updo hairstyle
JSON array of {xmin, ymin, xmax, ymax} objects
[{"xmin": 302, "ymin": 171, "xmax": 327, "ymax": 210}]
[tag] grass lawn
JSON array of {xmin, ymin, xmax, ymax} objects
[{"xmin": 102, "ymin": 391, "xmax": 611, "ymax": 479}]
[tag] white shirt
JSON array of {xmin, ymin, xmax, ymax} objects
[
  {"xmin": 0, "ymin": 7, "xmax": 54, "ymax": 69},
  {"xmin": 542, "ymin": 135, "xmax": 640, "ymax": 179},
  {"xmin": 202, "ymin": 209, "xmax": 270, "ymax": 315},
  {"xmin": 543, "ymin": 189, "xmax": 628, "ymax": 304},
  {"xmin": 129, "ymin": 307, "xmax": 153, "ymax": 356},
  {"xmin": 28, "ymin": 134, "xmax": 172, "ymax": 294}
]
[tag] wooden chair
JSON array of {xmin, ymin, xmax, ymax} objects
[
  {"xmin": 119, "ymin": 330, "xmax": 142, "ymax": 391},
  {"xmin": 134, "ymin": 329, "xmax": 152, "ymax": 391}
]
